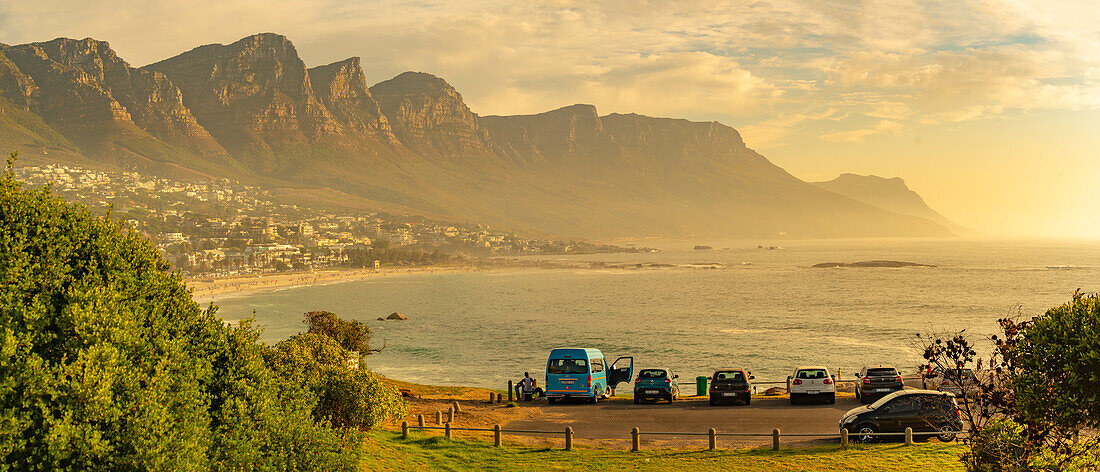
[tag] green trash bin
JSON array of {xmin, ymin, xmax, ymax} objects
[{"xmin": 696, "ymin": 376, "xmax": 708, "ymax": 397}]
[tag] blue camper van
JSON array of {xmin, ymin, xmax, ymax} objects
[{"xmin": 544, "ymin": 348, "xmax": 633, "ymax": 404}]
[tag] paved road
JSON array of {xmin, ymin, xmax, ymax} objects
[{"xmin": 505, "ymin": 395, "xmax": 861, "ymax": 448}]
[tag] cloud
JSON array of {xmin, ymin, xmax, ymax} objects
[{"xmin": 819, "ymin": 119, "xmax": 903, "ymax": 143}]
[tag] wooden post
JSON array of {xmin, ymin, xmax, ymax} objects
[
  {"xmin": 631, "ymin": 427, "xmax": 640, "ymax": 452},
  {"xmin": 841, "ymin": 428, "xmax": 849, "ymax": 449},
  {"xmin": 508, "ymin": 380, "xmax": 514, "ymax": 402},
  {"xmin": 435, "ymin": 411, "xmax": 442, "ymax": 425},
  {"xmin": 445, "ymin": 422, "xmax": 451, "ymax": 440},
  {"xmin": 494, "ymin": 424, "xmax": 502, "ymax": 447},
  {"xmin": 453, "ymin": 400, "xmax": 461, "ymax": 413},
  {"xmin": 565, "ymin": 427, "xmax": 573, "ymax": 451},
  {"xmin": 447, "ymin": 407, "xmax": 455, "ymax": 423},
  {"xmin": 401, "ymin": 421, "xmax": 408, "ymax": 439},
  {"xmin": 905, "ymin": 427, "xmax": 913, "ymax": 446},
  {"xmin": 772, "ymin": 428, "xmax": 781, "ymax": 451},
  {"xmin": 709, "ymin": 428, "xmax": 717, "ymax": 450},
  {"xmin": 418, "ymin": 414, "xmax": 424, "ymax": 428},
  {"xmin": 489, "ymin": 392, "xmax": 495, "ymax": 403}
]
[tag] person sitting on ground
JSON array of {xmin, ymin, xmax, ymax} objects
[{"xmin": 517, "ymin": 372, "xmax": 537, "ymax": 401}]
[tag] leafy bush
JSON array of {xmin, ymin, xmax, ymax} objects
[
  {"xmin": 267, "ymin": 333, "xmax": 407, "ymax": 429},
  {"xmin": 304, "ymin": 310, "xmax": 373, "ymax": 354},
  {"xmin": 961, "ymin": 419, "xmax": 1031, "ymax": 472},
  {"xmin": 0, "ymin": 153, "xmax": 361, "ymax": 471}
]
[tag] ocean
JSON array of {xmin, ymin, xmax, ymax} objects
[{"xmin": 212, "ymin": 238, "xmax": 1099, "ymax": 389}]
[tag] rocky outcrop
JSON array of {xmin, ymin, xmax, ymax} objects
[
  {"xmin": 144, "ymin": 33, "xmax": 340, "ymax": 173},
  {"xmin": 307, "ymin": 57, "xmax": 398, "ymax": 144},
  {"xmin": 369, "ymin": 71, "xmax": 496, "ymax": 159},
  {"xmin": 812, "ymin": 261, "xmax": 937, "ymax": 268},
  {"xmin": 385, "ymin": 312, "xmax": 407, "ymax": 320},
  {"xmin": 0, "ymin": 38, "xmax": 228, "ymax": 169}
]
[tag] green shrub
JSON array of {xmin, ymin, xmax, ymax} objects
[
  {"xmin": 267, "ymin": 333, "xmax": 407, "ymax": 429},
  {"xmin": 961, "ymin": 419, "xmax": 1031, "ymax": 472},
  {"xmin": 0, "ymin": 153, "xmax": 361, "ymax": 471}
]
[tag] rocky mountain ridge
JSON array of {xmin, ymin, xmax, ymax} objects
[{"xmin": 0, "ymin": 33, "xmax": 959, "ymax": 239}]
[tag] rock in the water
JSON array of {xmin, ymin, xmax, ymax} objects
[
  {"xmin": 386, "ymin": 312, "xmax": 407, "ymax": 320},
  {"xmin": 377, "ymin": 317, "xmax": 386, "ymax": 321},
  {"xmin": 813, "ymin": 260, "xmax": 935, "ymax": 268}
]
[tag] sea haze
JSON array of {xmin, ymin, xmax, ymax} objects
[{"xmin": 213, "ymin": 239, "xmax": 1099, "ymax": 389}]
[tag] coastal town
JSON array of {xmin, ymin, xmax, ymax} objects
[{"xmin": 13, "ymin": 164, "xmax": 652, "ymax": 277}]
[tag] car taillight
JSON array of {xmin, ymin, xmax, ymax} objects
[
  {"xmin": 792, "ymin": 379, "xmax": 802, "ymax": 385},
  {"xmin": 587, "ymin": 375, "xmax": 592, "ymax": 387},
  {"xmin": 634, "ymin": 377, "xmax": 640, "ymax": 383},
  {"xmin": 664, "ymin": 378, "xmax": 671, "ymax": 384},
  {"xmin": 862, "ymin": 377, "xmax": 870, "ymax": 384},
  {"xmin": 895, "ymin": 375, "xmax": 903, "ymax": 382},
  {"xmin": 823, "ymin": 378, "xmax": 833, "ymax": 385}
]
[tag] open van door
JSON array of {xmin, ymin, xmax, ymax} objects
[{"xmin": 608, "ymin": 356, "xmax": 634, "ymax": 388}]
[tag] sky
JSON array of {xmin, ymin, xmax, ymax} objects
[{"xmin": 2, "ymin": 0, "xmax": 1098, "ymax": 238}]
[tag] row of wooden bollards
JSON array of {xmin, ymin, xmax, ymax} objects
[
  {"xmin": 626, "ymin": 427, "xmax": 918, "ymax": 452},
  {"xmin": 400, "ymin": 420, "xmax": 574, "ymax": 451}
]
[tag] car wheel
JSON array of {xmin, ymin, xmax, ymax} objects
[
  {"xmin": 548, "ymin": 397, "xmax": 557, "ymax": 404},
  {"xmin": 855, "ymin": 424, "xmax": 878, "ymax": 443},
  {"xmin": 790, "ymin": 394, "xmax": 798, "ymax": 405},
  {"xmin": 937, "ymin": 424, "xmax": 957, "ymax": 442},
  {"xmin": 633, "ymin": 397, "xmax": 639, "ymax": 404},
  {"xmin": 709, "ymin": 398, "xmax": 716, "ymax": 406},
  {"xmin": 589, "ymin": 394, "xmax": 598, "ymax": 404},
  {"xmin": 828, "ymin": 393, "xmax": 836, "ymax": 404}
]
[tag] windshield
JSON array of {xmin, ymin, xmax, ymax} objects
[
  {"xmin": 547, "ymin": 358, "xmax": 588, "ymax": 374},
  {"xmin": 714, "ymin": 371, "xmax": 745, "ymax": 381},
  {"xmin": 639, "ymin": 369, "xmax": 667, "ymax": 379},
  {"xmin": 870, "ymin": 391, "xmax": 903, "ymax": 409},
  {"xmin": 796, "ymin": 369, "xmax": 828, "ymax": 379}
]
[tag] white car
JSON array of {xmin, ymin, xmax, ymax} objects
[{"xmin": 787, "ymin": 366, "xmax": 836, "ymax": 405}]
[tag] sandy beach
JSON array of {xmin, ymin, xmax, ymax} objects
[{"xmin": 188, "ymin": 266, "xmax": 498, "ymax": 304}]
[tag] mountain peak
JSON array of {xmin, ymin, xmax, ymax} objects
[{"xmin": 371, "ymin": 71, "xmax": 458, "ymax": 98}]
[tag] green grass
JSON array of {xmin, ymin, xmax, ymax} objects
[{"xmin": 362, "ymin": 431, "xmax": 964, "ymax": 471}]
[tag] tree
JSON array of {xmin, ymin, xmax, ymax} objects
[
  {"xmin": 303, "ymin": 311, "xmax": 378, "ymax": 354},
  {"xmin": 1009, "ymin": 291, "xmax": 1100, "ymax": 470},
  {"xmin": 918, "ymin": 291, "xmax": 1100, "ymax": 471},
  {"xmin": 0, "ymin": 152, "xmax": 361, "ymax": 471}
]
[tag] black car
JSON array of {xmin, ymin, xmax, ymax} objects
[
  {"xmin": 855, "ymin": 365, "xmax": 904, "ymax": 403},
  {"xmin": 708, "ymin": 370, "xmax": 753, "ymax": 405},
  {"xmin": 839, "ymin": 390, "xmax": 963, "ymax": 442}
]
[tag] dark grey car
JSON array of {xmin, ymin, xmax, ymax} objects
[{"xmin": 856, "ymin": 365, "xmax": 904, "ymax": 403}]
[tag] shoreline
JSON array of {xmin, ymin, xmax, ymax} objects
[{"xmin": 188, "ymin": 265, "xmax": 509, "ymax": 304}]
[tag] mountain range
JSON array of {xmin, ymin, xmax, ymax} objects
[{"xmin": 0, "ymin": 33, "xmax": 961, "ymax": 239}]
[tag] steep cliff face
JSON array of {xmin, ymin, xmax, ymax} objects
[
  {"xmin": 369, "ymin": 72, "xmax": 496, "ymax": 159},
  {"xmin": 0, "ymin": 38, "xmax": 229, "ymax": 172},
  {"xmin": 483, "ymin": 104, "xmax": 626, "ymax": 168},
  {"xmin": 307, "ymin": 57, "xmax": 397, "ymax": 144},
  {"xmin": 144, "ymin": 33, "xmax": 339, "ymax": 173}
]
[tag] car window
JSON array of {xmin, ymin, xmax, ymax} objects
[
  {"xmin": 913, "ymin": 395, "xmax": 953, "ymax": 414},
  {"xmin": 715, "ymin": 371, "xmax": 744, "ymax": 381},
  {"xmin": 867, "ymin": 368, "xmax": 897, "ymax": 376},
  {"xmin": 639, "ymin": 369, "xmax": 667, "ymax": 379},
  {"xmin": 870, "ymin": 391, "xmax": 902, "ymax": 409},
  {"xmin": 591, "ymin": 359, "xmax": 604, "ymax": 373},
  {"xmin": 797, "ymin": 369, "xmax": 828, "ymax": 379},
  {"xmin": 548, "ymin": 358, "xmax": 588, "ymax": 374},
  {"xmin": 887, "ymin": 396, "xmax": 918, "ymax": 411}
]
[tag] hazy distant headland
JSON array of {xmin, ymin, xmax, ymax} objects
[{"xmin": 1, "ymin": 33, "xmax": 961, "ymax": 240}]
